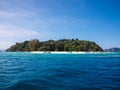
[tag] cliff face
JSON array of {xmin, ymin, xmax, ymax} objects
[
  {"xmin": 104, "ymin": 47, "xmax": 120, "ymax": 52},
  {"xmin": 6, "ymin": 39, "xmax": 103, "ymax": 52}
]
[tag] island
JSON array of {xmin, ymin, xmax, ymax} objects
[
  {"xmin": 104, "ymin": 47, "xmax": 120, "ymax": 52},
  {"xmin": 6, "ymin": 39, "xmax": 103, "ymax": 52}
]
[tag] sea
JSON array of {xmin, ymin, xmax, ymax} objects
[{"xmin": 0, "ymin": 52, "xmax": 120, "ymax": 90}]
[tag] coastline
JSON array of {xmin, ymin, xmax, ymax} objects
[{"xmin": 30, "ymin": 51, "xmax": 113, "ymax": 54}]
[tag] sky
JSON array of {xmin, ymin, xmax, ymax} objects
[{"xmin": 0, "ymin": 0, "xmax": 120, "ymax": 49}]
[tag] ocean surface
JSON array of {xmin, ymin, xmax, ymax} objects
[{"xmin": 0, "ymin": 52, "xmax": 120, "ymax": 90}]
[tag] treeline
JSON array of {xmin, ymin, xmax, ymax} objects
[{"xmin": 6, "ymin": 39, "xmax": 103, "ymax": 52}]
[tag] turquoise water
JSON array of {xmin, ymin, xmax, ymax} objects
[{"xmin": 0, "ymin": 52, "xmax": 120, "ymax": 90}]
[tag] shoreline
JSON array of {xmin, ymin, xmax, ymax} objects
[{"xmin": 30, "ymin": 51, "xmax": 115, "ymax": 54}]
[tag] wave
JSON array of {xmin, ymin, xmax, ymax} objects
[
  {"xmin": 3, "ymin": 80, "xmax": 102, "ymax": 90},
  {"xmin": 3, "ymin": 81, "xmax": 39, "ymax": 90},
  {"xmin": 3, "ymin": 68, "xmax": 88, "ymax": 90}
]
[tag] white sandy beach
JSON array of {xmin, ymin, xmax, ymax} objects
[{"xmin": 30, "ymin": 51, "xmax": 107, "ymax": 54}]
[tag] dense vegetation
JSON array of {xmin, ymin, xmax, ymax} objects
[{"xmin": 6, "ymin": 39, "xmax": 103, "ymax": 52}]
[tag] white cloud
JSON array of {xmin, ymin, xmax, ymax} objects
[
  {"xmin": 0, "ymin": 25, "xmax": 37, "ymax": 38},
  {"xmin": 0, "ymin": 11, "xmax": 35, "ymax": 17},
  {"xmin": 0, "ymin": 25, "xmax": 38, "ymax": 49},
  {"xmin": 0, "ymin": 41, "xmax": 14, "ymax": 50}
]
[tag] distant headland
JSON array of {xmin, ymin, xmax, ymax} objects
[
  {"xmin": 104, "ymin": 47, "xmax": 120, "ymax": 52},
  {"xmin": 6, "ymin": 39, "xmax": 103, "ymax": 52}
]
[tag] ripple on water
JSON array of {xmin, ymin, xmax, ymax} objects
[{"xmin": 0, "ymin": 52, "xmax": 120, "ymax": 90}]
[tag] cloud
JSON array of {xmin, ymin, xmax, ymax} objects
[
  {"xmin": 0, "ymin": 0, "xmax": 89, "ymax": 49},
  {"xmin": 0, "ymin": 41, "xmax": 14, "ymax": 50},
  {"xmin": 0, "ymin": 25, "xmax": 38, "ymax": 49},
  {"xmin": 0, "ymin": 0, "xmax": 36, "ymax": 18},
  {"xmin": 0, "ymin": 24, "xmax": 58, "ymax": 49},
  {"xmin": 0, "ymin": 25, "xmax": 37, "ymax": 38},
  {"xmin": 0, "ymin": 0, "xmax": 35, "ymax": 12},
  {"xmin": 0, "ymin": 11, "xmax": 35, "ymax": 17}
]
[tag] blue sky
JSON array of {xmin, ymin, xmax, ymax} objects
[{"xmin": 0, "ymin": 0, "xmax": 120, "ymax": 49}]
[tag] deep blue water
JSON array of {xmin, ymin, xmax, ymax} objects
[{"xmin": 0, "ymin": 52, "xmax": 120, "ymax": 90}]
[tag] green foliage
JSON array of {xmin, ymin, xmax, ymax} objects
[
  {"xmin": 6, "ymin": 39, "xmax": 103, "ymax": 52},
  {"xmin": 29, "ymin": 39, "xmax": 40, "ymax": 51}
]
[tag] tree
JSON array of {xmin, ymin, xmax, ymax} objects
[
  {"xmin": 6, "ymin": 39, "xmax": 103, "ymax": 52},
  {"xmin": 28, "ymin": 39, "xmax": 40, "ymax": 51}
]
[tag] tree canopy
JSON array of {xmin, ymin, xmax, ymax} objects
[{"xmin": 6, "ymin": 39, "xmax": 103, "ymax": 52}]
